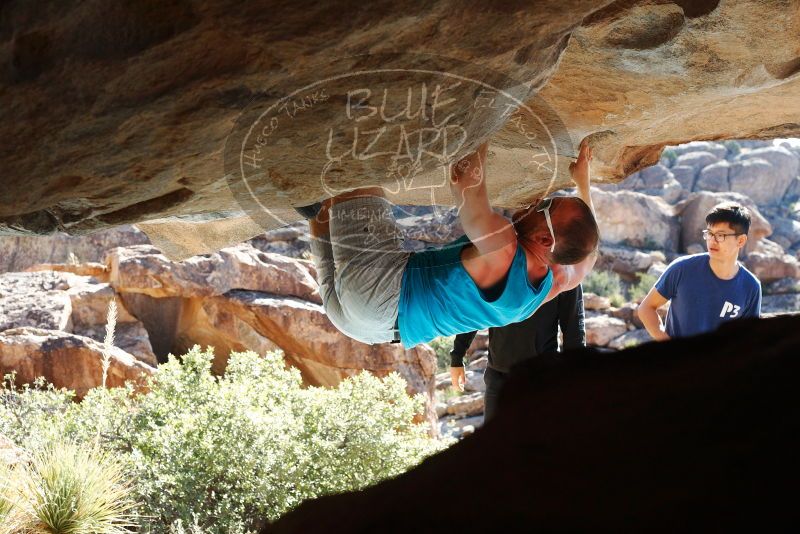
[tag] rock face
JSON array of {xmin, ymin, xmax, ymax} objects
[
  {"xmin": 266, "ymin": 314, "xmax": 800, "ymax": 533},
  {"xmin": 0, "ymin": 270, "xmax": 158, "ymax": 367},
  {"xmin": 0, "ymin": 327, "xmax": 154, "ymax": 398},
  {"xmin": 584, "ymin": 315, "xmax": 629, "ymax": 347},
  {"xmin": 592, "ymin": 189, "xmax": 680, "ymax": 251},
  {"xmin": 2, "ymin": 1, "xmax": 799, "ymax": 260},
  {"xmin": 744, "ymin": 239, "xmax": 800, "ymax": 283},
  {"xmin": 0, "ymin": 272, "xmax": 74, "ymax": 332},
  {"xmin": 595, "ymin": 244, "xmax": 665, "ymax": 279},
  {"xmin": 730, "ymin": 147, "xmax": 800, "ymax": 205},
  {"xmin": 0, "ymin": 226, "xmax": 149, "ymax": 272},
  {"xmin": 108, "ymin": 244, "xmax": 321, "ymax": 302}
]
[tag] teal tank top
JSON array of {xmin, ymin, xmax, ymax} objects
[{"xmin": 398, "ymin": 235, "xmax": 554, "ymax": 348}]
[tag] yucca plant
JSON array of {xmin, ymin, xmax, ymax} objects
[
  {"xmin": 101, "ymin": 299, "xmax": 118, "ymax": 389},
  {"xmin": 0, "ymin": 461, "xmax": 24, "ymax": 534},
  {"xmin": 13, "ymin": 442, "xmax": 135, "ymax": 534}
]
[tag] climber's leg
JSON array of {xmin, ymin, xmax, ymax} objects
[
  {"xmin": 306, "ymin": 187, "xmax": 410, "ymax": 344},
  {"xmin": 308, "ymin": 202, "xmax": 354, "ymax": 337}
]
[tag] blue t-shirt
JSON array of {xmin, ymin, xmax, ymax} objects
[
  {"xmin": 399, "ymin": 235, "xmax": 554, "ymax": 349},
  {"xmin": 654, "ymin": 253, "xmax": 761, "ymax": 338}
]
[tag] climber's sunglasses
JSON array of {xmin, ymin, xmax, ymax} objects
[{"xmin": 534, "ymin": 198, "xmax": 556, "ymax": 253}]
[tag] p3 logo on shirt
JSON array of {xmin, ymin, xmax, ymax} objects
[{"xmin": 719, "ymin": 301, "xmax": 740, "ymax": 318}]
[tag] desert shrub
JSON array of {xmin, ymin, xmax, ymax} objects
[
  {"xmin": 0, "ymin": 375, "xmax": 75, "ymax": 452},
  {"xmin": 660, "ymin": 148, "xmax": 677, "ymax": 166},
  {"xmin": 0, "ymin": 462, "xmax": 23, "ymax": 534},
  {"xmin": 724, "ymin": 140, "xmax": 741, "ymax": 157},
  {"xmin": 627, "ymin": 272, "xmax": 659, "ymax": 303},
  {"xmin": 11, "ymin": 442, "xmax": 134, "ymax": 534},
  {"xmin": 583, "ymin": 269, "xmax": 625, "ymax": 306},
  {"xmin": 427, "ymin": 336, "xmax": 456, "ymax": 372},
  {"xmin": 0, "ymin": 348, "xmax": 445, "ymax": 533}
]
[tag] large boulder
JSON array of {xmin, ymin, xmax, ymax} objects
[
  {"xmin": 674, "ymin": 151, "xmax": 721, "ymax": 174},
  {"xmin": 0, "ymin": 270, "xmax": 157, "ymax": 366},
  {"xmin": 631, "ymin": 165, "xmax": 684, "ymax": 203},
  {"xmin": 670, "ymin": 165, "xmax": 697, "ymax": 192},
  {"xmin": 744, "ymin": 239, "xmax": 800, "ymax": 283},
  {"xmin": 677, "ymin": 192, "xmax": 771, "ymax": 254},
  {"xmin": 0, "ymin": 327, "xmax": 154, "ymax": 398},
  {"xmin": 669, "ymin": 142, "xmax": 728, "ymax": 160},
  {"xmin": 0, "ymin": 226, "xmax": 149, "ymax": 273},
  {"xmin": 768, "ymin": 215, "xmax": 800, "ymax": 249},
  {"xmin": 102, "ymin": 242, "xmax": 438, "ymax": 422},
  {"xmin": 595, "ymin": 244, "xmax": 665, "ymax": 279},
  {"xmin": 0, "ymin": 272, "xmax": 73, "ymax": 332},
  {"xmin": 108, "ymin": 243, "xmax": 321, "ymax": 303},
  {"xmin": 694, "ymin": 161, "xmax": 730, "ymax": 193},
  {"xmin": 729, "ymin": 147, "xmax": 800, "ymax": 205},
  {"xmin": 592, "ymin": 189, "xmax": 680, "ymax": 251},
  {"xmin": 638, "ymin": 164, "xmax": 673, "ymax": 188},
  {"xmin": 585, "ymin": 315, "xmax": 628, "ymax": 347}
]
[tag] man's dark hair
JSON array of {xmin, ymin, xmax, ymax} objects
[
  {"xmin": 705, "ymin": 202, "xmax": 751, "ymax": 235},
  {"xmin": 551, "ymin": 197, "xmax": 600, "ymax": 265}
]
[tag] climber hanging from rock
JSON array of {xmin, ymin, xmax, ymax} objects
[{"xmin": 297, "ymin": 139, "xmax": 599, "ymax": 349}]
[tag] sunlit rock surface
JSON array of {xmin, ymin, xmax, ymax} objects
[
  {"xmin": 0, "ymin": 327, "xmax": 154, "ymax": 398},
  {"xmin": 2, "ymin": 0, "xmax": 799, "ymax": 258}
]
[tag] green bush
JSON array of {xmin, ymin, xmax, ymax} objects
[
  {"xmin": 0, "ymin": 462, "xmax": 23, "ymax": 534},
  {"xmin": 583, "ymin": 270, "xmax": 625, "ymax": 306},
  {"xmin": 723, "ymin": 140, "xmax": 741, "ymax": 157},
  {"xmin": 627, "ymin": 272, "xmax": 658, "ymax": 303},
  {"xmin": 427, "ymin": 336, "xmax": 456, "ymax": 372},
  {"xmin": 660, "ymin": 148, "xmax": 677, "ymax": 166},
  {"xmin": 0, "ymin": 348, "xmax": 445, "ymax": 533}
]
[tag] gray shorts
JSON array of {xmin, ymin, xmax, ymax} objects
[{"xmin": 310, "ymin": 196, "xmax": 411, "ymax": 345}]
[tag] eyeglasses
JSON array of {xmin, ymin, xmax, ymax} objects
[
  {"xmin": 535, "ymin": 198, "xmax": 556, "ymax": 253},
  {"xmin": 701, "ymin": 229, "xmax": 742, "ymax": 243}
]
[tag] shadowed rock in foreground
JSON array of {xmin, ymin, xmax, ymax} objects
[{"xmin": 265, "ymin": 314, "xmax": 800, "ymax": 533}]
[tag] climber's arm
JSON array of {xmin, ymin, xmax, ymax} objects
[{"xmin": 450, "ymin": 142, "xmax": 517, "ymax": 271}]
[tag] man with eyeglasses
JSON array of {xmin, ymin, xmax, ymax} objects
[{"xmin": 637, "ymin": 202, "xmax": 761, "ymax": 341}]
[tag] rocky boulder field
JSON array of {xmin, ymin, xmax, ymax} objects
[{"xmin": 1, "ymin": 140, "xmax": 799, "ymax": 437}]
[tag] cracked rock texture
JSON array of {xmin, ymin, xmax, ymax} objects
[{"xmin": 2, "ymin": 0, "xmax": 799, "ymax": 258}]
